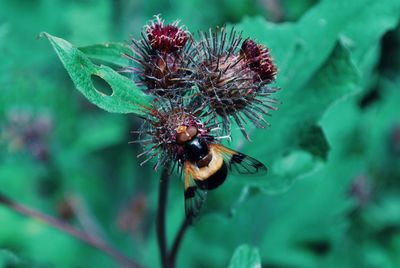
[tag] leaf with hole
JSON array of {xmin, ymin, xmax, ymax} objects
[{"xmin": 42, "ymin": 32, "xmax": 152, "ymax": 116}]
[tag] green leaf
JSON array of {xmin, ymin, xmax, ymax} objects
[
  {"xmin": 228, "ymin": 245, "xmax": 261, "ymax": 268},
  {"xmin": 78, "ymin": 42, "xmax": 132, "ymax": 67},
  {"xmin": 236, "ymin": 0, "xmax": 400, "ymax": 93},
  {"xmin": 340, "ymin": 0, "xmax": 400, "ymax": 66},
  {"xmin": 72, "ymin": 114, "xmax": 127, "ymax": 154},
  {"xmin": 236, "ymin": 0, "xmax": 364, "ymax": 93},
  {"xmin": 231, "ymin": 0, "xmax": 400, "ymax": 189},
  {"xmin": 297, "ymin": 125, "xmax": 330, "ymax": 161},
  {"xmin": 249, "ymin": 42, "xmax": 359, "ymax": 192},
  {"xmin": 41, "ymin": 32, "xmax": 152, "ymax": 116},
  {"xmin": 199, "ymin": 42, "xmax": 359, "ymax": 232},
  {"xmin": 0, "ymin": 249, "xmax": 20, "ymax": 266}
]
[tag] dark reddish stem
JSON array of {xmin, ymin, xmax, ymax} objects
[
  {"xmin": 156, "ymin": 162, "xmax": 192, "ymax": 268},
  {"xmin": 169, "ymin": 217, "xmax": 190, "ymax": 267},
  {"xmin": 0, "ymin": 192, "xmax": 141, "ymax": 268},
  {"xmin": 157, "ymin": 165, "xmax": 170, "ymax": 268}
]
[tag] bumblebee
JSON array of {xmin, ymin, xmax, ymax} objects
[{"xmin": 175, "ymin": 125, "xmax": 267, "ymax": 222}]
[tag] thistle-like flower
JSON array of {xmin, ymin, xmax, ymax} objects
[
  {"xmin": 191, "ymin": 27, "xmax": 279, "ymax": 139},
  {"xmin": 126, "ymin": 16, "xmax": 192, "ymax": 97},
  {"xmin": 132, "ymin": 98, "xmax": 216, "ymax": 171}
]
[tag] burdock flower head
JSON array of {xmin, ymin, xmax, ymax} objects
[
  {"xmin": 191, "ymin": 27, "xmax": 278, "ymax": 139},
  {"xmin": 133, "ymin": 98, "xmax": 215, "ymax": 171},
  {"xmin": 126, "ymin": 16, "xmax": 192, "ymax": 97}
]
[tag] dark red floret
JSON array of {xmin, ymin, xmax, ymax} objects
[
  {"xmin": 146, "ymin": 21, "xmax": 188, "ymax": 53},
  {"xmin": 240, "ymin": 39, "xmax": 277, "ymax": 83}
]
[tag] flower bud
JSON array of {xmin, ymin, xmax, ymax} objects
[
  {"xmin": 192, "ymin": 28, "xmax": 279, "ymax": 139},
  {"xmin": 240, "ymin": 39, "xmax": 277, "ymax": 84},
  {"xmin": 127, "ymin": 16, "xmax": 192, "ymax": 97}
]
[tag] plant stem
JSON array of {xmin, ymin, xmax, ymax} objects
[
  {"xmin": 156, "ymin": 165, "xmax": 170, "ymax": 268},
  {"xmin": 156, "ymin": 163, "xmax": 192, "ymax": 268},
  {"xmin": 0, "ymin": 192, "xmax": 141, "ymax": 268},
  {"xmin": 169, "ymin": 217, "xmax": 190, "ymax": 268}
]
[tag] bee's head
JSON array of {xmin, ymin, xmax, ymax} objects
[{"xmin": 176, "ymin": 125, "xmax": 198, "ymax": 145}]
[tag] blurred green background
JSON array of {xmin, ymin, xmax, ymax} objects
[{"xmin": 1, "ymin": 0, "xmax": 400, "ymax": 267}]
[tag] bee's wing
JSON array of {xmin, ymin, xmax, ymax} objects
[
  {"xmin": 211, "ymin": 144, "xmax": 267, "ymax": 176},
  {"xmin": 183, "ymin": 162, "xmax": 207, "ymax": 223}
]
